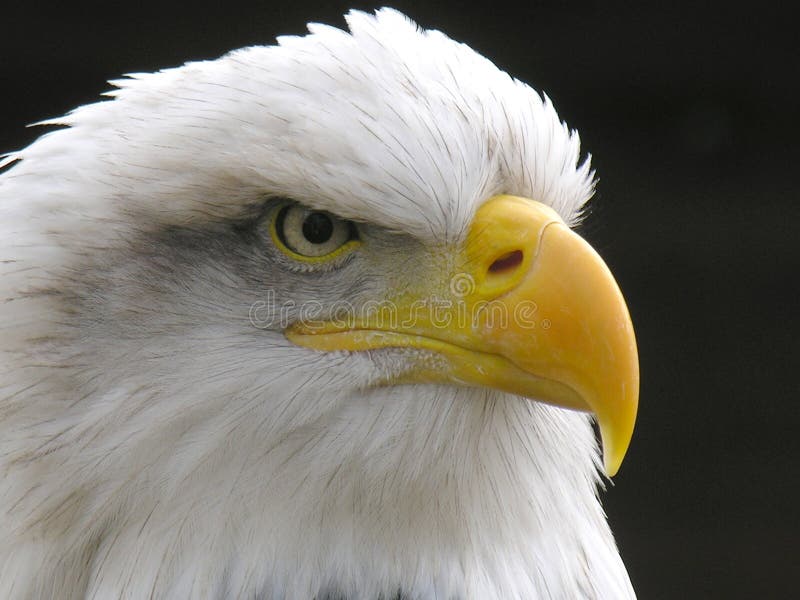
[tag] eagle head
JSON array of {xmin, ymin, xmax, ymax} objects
[{"xmin": 0, "ymin": 8, "xmax": 638, "ymax": 599}]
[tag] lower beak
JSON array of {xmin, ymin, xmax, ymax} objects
[{"xmin": 286, "ymin": 195, "xmax": 639, "ymax": 476}]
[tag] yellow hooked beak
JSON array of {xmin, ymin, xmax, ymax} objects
[{"xmin": 286, "ymin": 195, "xmax": 639, "ymax": 475}]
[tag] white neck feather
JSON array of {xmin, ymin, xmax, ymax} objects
[{"xmin": 0, "ymin": 360, "xmax": 633, "ymax": 598}]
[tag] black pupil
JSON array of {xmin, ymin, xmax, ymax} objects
[{"xmin": 302, "ymin": 212, "xmax": 334, "ymax": 244}]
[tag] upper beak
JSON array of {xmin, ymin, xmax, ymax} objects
[{"xmin": 286, "ymin": 195, "xmax": 639, "ymax": 476}]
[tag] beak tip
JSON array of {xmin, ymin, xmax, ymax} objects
[
  {"xmin": 602, "ymin": 454, "xmax": 621, "ymax": 478},
  {"xmin": 597, "ymin": 410, "xmax": 636, "ymax": 478}
]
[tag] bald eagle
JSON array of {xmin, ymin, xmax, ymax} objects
[{"xmin": 0, "ymin": 8, "xmax": 639, "ymax": 599}]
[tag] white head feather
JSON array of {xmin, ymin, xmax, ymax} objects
[{"xmin": 0, "ymin": 8, "xmax": 631, "ymax": 599}]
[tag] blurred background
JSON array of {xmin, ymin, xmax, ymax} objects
[{"xmin": 1, "ymin": 2, "xmax": 796, "ymax": 598}]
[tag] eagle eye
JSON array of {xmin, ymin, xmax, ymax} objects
[{"xmin": 269, "ymin": 202, "xmax": 360, "ymax": 262}]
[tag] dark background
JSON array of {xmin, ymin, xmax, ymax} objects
[{"xmin": 1, "ymin": 2, "xmax": 797, "ymax": 598}]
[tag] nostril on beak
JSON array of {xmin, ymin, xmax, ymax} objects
[{"xmin": 488, "ymin": 250, "xmax": 523, "ymax": 274}]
